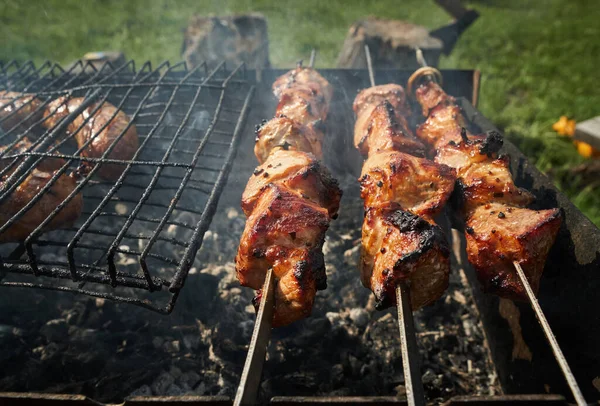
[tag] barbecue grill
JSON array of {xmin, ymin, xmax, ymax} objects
[{"xmin": 0, "ymin": 58, "xmax": 598, "ymax": 405}]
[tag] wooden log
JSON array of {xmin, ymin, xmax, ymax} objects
[
  {"xmin": 182, "ymin": 13, "xmax": 270, "ymax": 71},
  {"xmin": 336, "ymin": 17, "xmax": 443, "ymax": 69}
]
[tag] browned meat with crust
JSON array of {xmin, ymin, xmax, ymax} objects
[
  {"xmin": 236, "ymin": 184, "xmax": 329, "ymax": 326},
  {"xmin": 434, "ymin": 132, "xmax": 535, "ymax": 213},
  {"xmin": 353, "ymin": 84, "xmax": 409, "ymax": 117},
  {"xmin": 242, "ymin": 149, "xmax": 341, "ymax": 219},
  {"xmin": 0, "ymin": 91, "xmax": 43, "ymax": 133},
  {"xmin": 354, "ymin": 101, "xmax": 425, "ymax": 157},
  {"xmin": 416, "ymin": 102, "xmax": 467, "ymax": 150},
  {"xmin": 0, "ymin": 168, "xmax": 83, "ymax": 243},
  {"xmin": 0, "ymin": 138, "xmax": 64, "ymax": 173},
  {"xmin": 360, "ymin": 150, "xmax": 455, "ymax": 220},
  {"xmin": 414, "ymin": 80, "xmax": 562, "ymax": 302},
  {"xmin": 44, "ymin": 97, "xmax": 139, "ymax": 180},
  {"xmin": 236, "ymin": 184, "xmax": 329, "ymax": 289},
  {"xmin": 414, "ymin": 81, "xmax": 454, "ymax": 116},
  {"xmin": 465, "ymin": 203, "xmax": 562, "ymax": 300},
  {"xmin": 252, "ymin": 247, "xmax": 324, "ymax": 327},
  {"xmin": 272, "ymin": 67, "xmax": 333, "ymax": 106},
  {"xmin": 275, "ymin": 85, "xmax": 328, "ymax": 126},
  {"xmin": 360, "ymin": 204, "xmax": 450, "ymax": 310},
  {"xmin": 254, "ymin": 116, "xmax": 323, "ymax": 164}
]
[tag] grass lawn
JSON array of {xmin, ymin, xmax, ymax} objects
[{"xmin": 1, "ymin": 0, "xmax": 599, "ymax": 225}]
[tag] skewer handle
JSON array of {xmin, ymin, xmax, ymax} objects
[
  {"xmin": 396, "ymin": 283, "xmax": 426, "ymax": 406},
  {"xmin": 513, "ymin": 262, "xmax": 587, "ymax": 406},
  {"xmin": 234, "ymin": 268, "xmax": 275, "ymax": 406}
]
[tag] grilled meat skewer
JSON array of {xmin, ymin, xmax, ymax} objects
[
  {"xmin": 353, "ymin": 84, "xmax": 454, "ymax": 310},
  {"xmin": 414, "ymin": 80, "xmax": 562, "ymax": 301},
  {"xmin": 44, "ymin": 97, "xmax": 139, "ymax": 181},
  {"xmin": 236, "ymin": 66, "xmax": 341, "ymax": 326}
]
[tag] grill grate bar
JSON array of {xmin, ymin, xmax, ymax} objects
[{"xmin": 106, "ymin": 61, "xmax": 227, "ymax": 289}]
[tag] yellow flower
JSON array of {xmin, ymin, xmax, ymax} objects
[
  {"xmin": 573, "ymin": 140, "xmax": 600, "ymax": 159},
  {"xmin": 553, "ymin": 115, "xmax": 576, "ymax": 136}
]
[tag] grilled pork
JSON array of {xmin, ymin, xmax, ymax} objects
[
  {"xmin": 254, "ymin": 116, "xmax": 323, "ymax": 164},
  {"xmin": 0, "ymin": 91, "xmax": 43, "ymax": 133},
  {"xmin": 361, "ymin": 204, "xmax": 450, "ymax": 310},
  {"xmin": 414, "ymin": 79, "xmax": 562, "ymax": 300},
  {"xmin": 0, "ymin": 138, "xmax": 64, "ymax": 173},
  {"xmin": 275, "ymin": 85, "xmax": 328, "ymax": 127},
  {"xmin": 353, "ymin": 83, "xmax": 454, "ymax": 310},
  {"xmin": 360, "ymin": 150, "xmax": 455, "ymax": 220},
  {"xmin": 242, "ymin": 149, "xmax": 341, "ymax": 219},
  {"xmin": 236, "ymin": 184, "xmax": 329, "ymax": 327},
  {"xmin": 354, "ymin": 101, "xmax": 425, "ymax": 158},
  {"xmin": 272, "ymin": 66, "xmax": 333, "ymax": 106},
  {"xmin": 44, "ymin": 97, "xmax": 139, "ymax": 181},
  {"xmin": 237, "ymin": 66, "xmax": 339, "ymax": 326},
  {"xmin": 465, "ymin": 203, "xmax": 561, "ymax": 300},
  {"xmin": 0, "ymin": 167, "xmax": 83, "ymax": 243}
]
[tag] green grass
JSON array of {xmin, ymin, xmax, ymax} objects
[{"xmin": 1, "ymin": 0, "xmax": 599, "ymax": 225}]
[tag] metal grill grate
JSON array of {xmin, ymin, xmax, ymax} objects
[{"xmin": 0, "ymin": 60, "xmax": 254, "ymax": 313}]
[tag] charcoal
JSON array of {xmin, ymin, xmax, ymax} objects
[{"xmin": 41, "ymin": 319, "xmax": 69, "ymax": 342}]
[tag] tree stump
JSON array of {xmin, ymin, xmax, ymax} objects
[
  {"xmin": 336, "ymin": 17, "xmax": 443, "ymax": 69},
  {"xmin": 182, "ymin": 13, "xmax": 270, "ymax": 71}
]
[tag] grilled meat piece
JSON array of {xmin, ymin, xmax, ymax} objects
[
  {"xmin": 354, "ymin": 101, "xmax": 425, "ymax": 157},
  {"xmin": 435, "ymin": 134, "xmax": 535, "ymax": 213},
  {"xmin": 252, "ymin": 247, "xmax": 324, "ymax": 327},
  {"xmin": 44, "ymin": 97, "xmax": 139, "ymax": 180},
  {"xmin": 360, "ymin": 150, "xmax": 455, "ymax": 220},
  {"xmin": 353, "ymin": 84, "xmax": 410, "ymax": 117},
  {"xmin": 236, "ymin": 184, "xmax": 329, "ymax": 291},
  {"xmin": 272, "ymin": 67, "xmax": 333, "ymax": 106},
  {"xmin": 465, "ymin": 203, "xmax": 562, "ymax": 300},
  {"xmin": 254, "ymin": 116, "xmax": 323, "ymax": 164},
  {"xmin": 0, "ymin": 91, "xmax": 43, "ymax": 133},
  {"xmin": 275, "ymin": 85, "xmax": 328, "ymax": 126},
  {"xmin": 0, "ymin": 168, "xmax": 83, "ymax": 243},
  {"xmin": 0, "ymin": 138, "xmax": 64, "ymax": 173},
  {"xmin": 416, "ymin": 101, "xmax": 467, "ymax": 150},
  {"xmin": 414, "ymin": 80, "xmax": 454, "ymax": 116},
  {"xmin": 242, "ymin": 149, "xmax": 341, "ymax": 219},
  {"xmin": 361, "ymin": 204, "xmax": 450, "ymax": 310}
]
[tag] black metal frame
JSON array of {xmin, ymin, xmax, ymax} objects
[{"xmin": 0, "ymin": 60, "xmax": 254, "ymax": 313}]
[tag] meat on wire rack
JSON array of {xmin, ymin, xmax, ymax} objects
[{"xmin": 0, "ymin": 59, "xmax": 255, "ymax": 313}]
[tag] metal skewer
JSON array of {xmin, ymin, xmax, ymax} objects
[
  {"xmin": 234, "ymin": 268, "xmax": 275, "ymax": 406},
  {"xmin": 410, "ymin": 47, "xmax": 586, "ymax": 405},
  {"xmin": 364, "ymin": 44, "xmax": 426, "ymax": 406},
  {"xmin": 513, "ymin": 262, "xmax": 587, "ymax": 406},
  {"xmin": 235, "ymin": 50, "xmax": 320, "ymax": 405}
]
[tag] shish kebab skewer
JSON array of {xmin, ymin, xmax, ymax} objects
[
  {"xmin": 407, "ymin": 49, "xmax": 586, "ymax": 406},
  {"xmin": 356, "ymin": 45, "xmax": 460, "ymax": 406},
  {"xmin": 235, "ymin": 51, "xmax": 341, "ymax": 406},
  {"xmin": 236, "ymin": 54, "xmax": 341, "ymax": 328}
]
